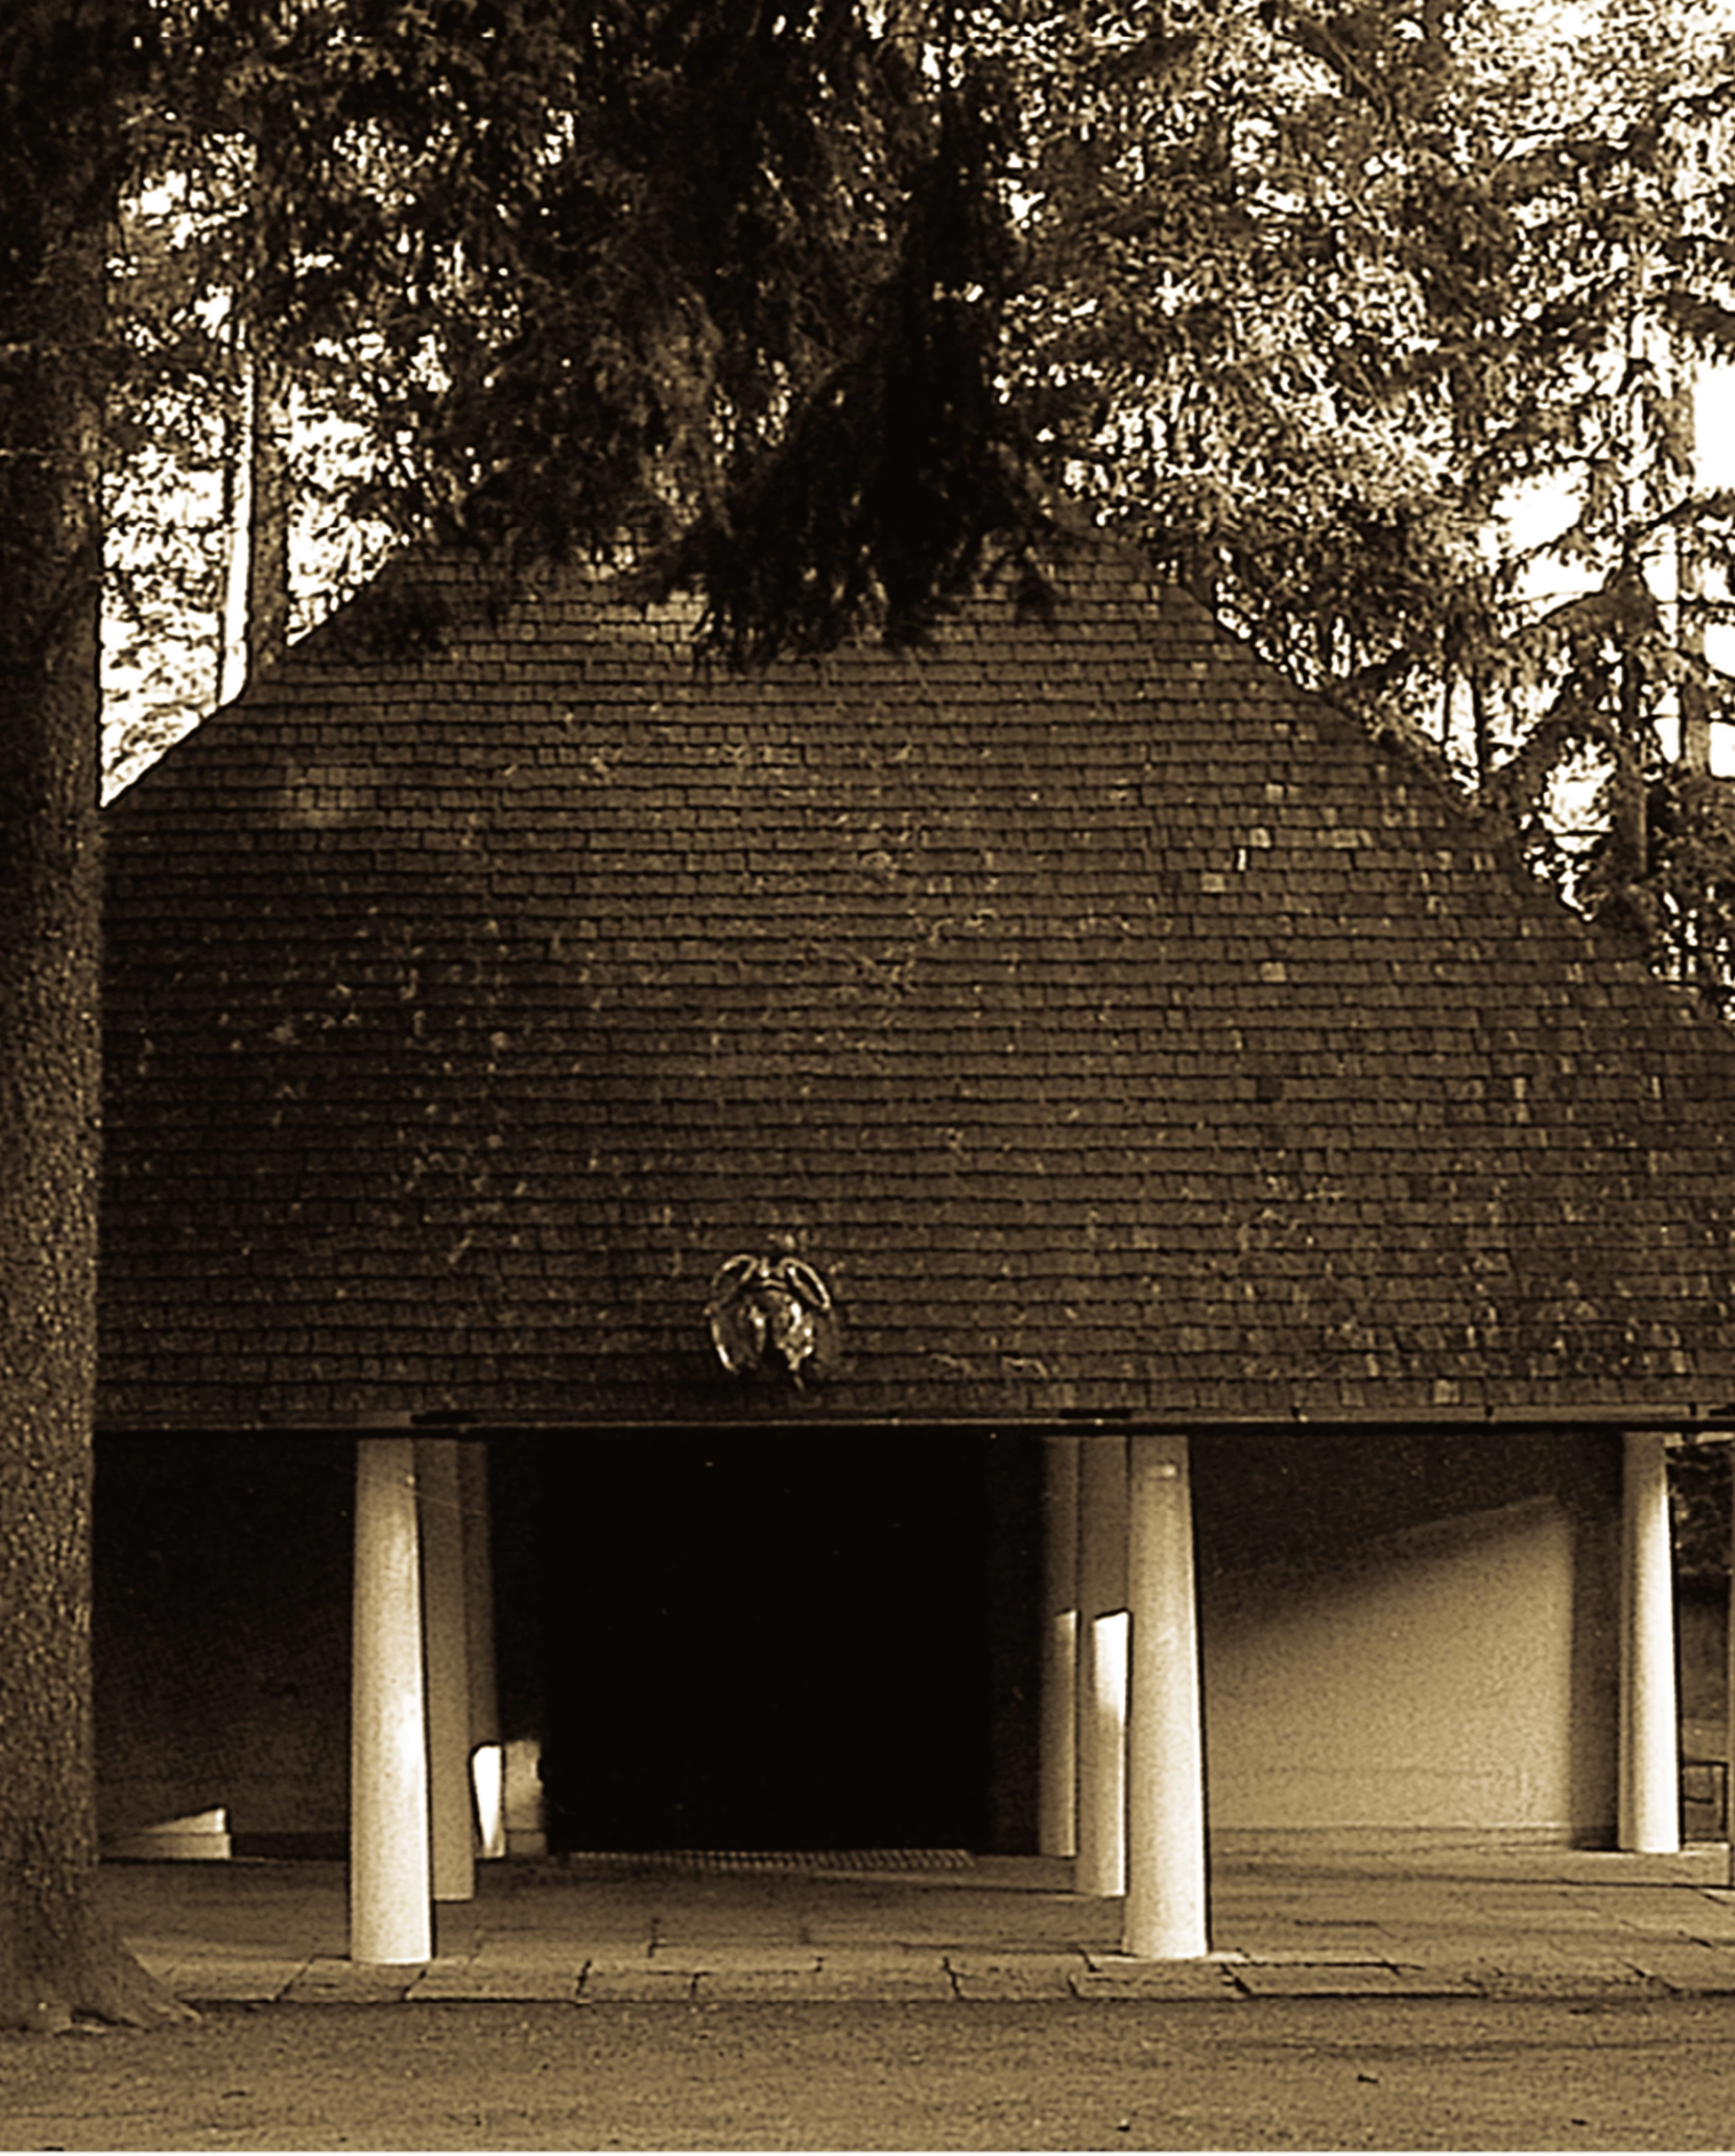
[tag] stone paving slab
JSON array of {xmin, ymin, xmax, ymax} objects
[
  {"xmin": 1233, "ymin": 1962, "xmax": 1481, "ymax": 1997},
  {"xmin": 1623, "ymin": 1942, "xmax": 1735, "ymax": 1992},
  {"xmin": 942, "ymin": 1953, "xmax": 1086, "ymax": 2000},
  {"xmin": 409, "ymin": 1957, "xmax": 582, "ymax": 2002},
  {"xmin": 578, "ymin": 1963, "xmax": 702, "ymax": 2002},
  {"xmin": 643, "ymin": 1912, "xmax": 824, "ymax": 1946},
  {"xmin": 1471, "ymin": 1897, "xmax": 1638, "ymax": 1930},
  {"xmin": 685, "ymin": 1955, "xmax": 943, "ymax": 2002},
  {"xmin": 1602, "ymin": 1885, "xmax": 1727, "ymax": 1920},
  {"xmin": 648, "ymin": 1946, "xmax": 824, "ymax": 1974},
  {"xmin": 1670, "ymin": 1895, "xmax": 1735, "ymax": 1939},
  {"xmin": 691, "ymin": 1969, "xmax": 837, "ymax": 2001},
  {"xmin": 103, "ymin": 1847, "xmax": 1735, "ymax": 2007},
  {"xmin": 1466, "ymin": 1967, "xmax": 1670, "ymax": 2000},
  {"xmin": 800, "ymin": 1955, "xmax": 957, "ymax": 2001},
  {"xmin": 284, "ymin": 1957, "xmax": 423, "ymax": 2004},
  {"xmin": 462, "ymin": 1934, "xmax": 596, "ymax": 1965},
  {"xmin": 144, "ymin": 1954, "xmax": 307, "ymax": 2002},
  {"xmin": 1070, "ymin": 1958, "xmax": 1244, "ymax": 2001},
  {"xmin": 1542, "ymin": 1928, "xmax": 1677, "ymax": 1965},
  {"xmin": 1213, "ymin": 1942, "xmax": 1400, "ymax": 1964}
]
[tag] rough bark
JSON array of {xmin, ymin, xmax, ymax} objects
[
  {"xmin": 0, "ymin": 180, "xmax": 192, "ymax": 2035},
  {"xmin": 246, "ymin": 354, "xmax": 294, "ymax": 679}
]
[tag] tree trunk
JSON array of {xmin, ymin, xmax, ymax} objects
[
  {"xmin": 0, "ymin": 178, "xmax": 191, "ymax": 2035},
  {"xmin": 217, "ymin": 340, "xmax": 292, "ymax": 706},
  {"xmin": 247, "ymin": 355, "xmax": 293, "ymax": 679},
  {"xmin": 1470, "ymin": 672, "xmax": 1493, "ymax": 792}
]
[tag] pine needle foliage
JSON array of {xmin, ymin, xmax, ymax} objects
[{"xmin": 107, "ymin": 1, "xmax": 1049, "ymax": 675}]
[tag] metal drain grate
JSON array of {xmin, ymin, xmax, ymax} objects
[{"xmin": 558, "ymin": 1848, "xmax": 976, "ymax": 1876}]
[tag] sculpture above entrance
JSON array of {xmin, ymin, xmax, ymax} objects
[{"xmin": 706, "ymin": 1252, "xmax": 840, "ymax": 1387}]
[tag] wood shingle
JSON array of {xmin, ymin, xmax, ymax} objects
[{"xmin": 99, "ymin": 543, "xmax": 1735, "ymax": 1427}]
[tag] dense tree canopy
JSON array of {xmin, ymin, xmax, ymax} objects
[{"xmin": 104, "ymin": 0, "xmax": 1053, "ymax": 765}]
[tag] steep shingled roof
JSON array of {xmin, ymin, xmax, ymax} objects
[{"xmin": 99, "ymin": 542, "xmax": 1735, "ymax": 1427}]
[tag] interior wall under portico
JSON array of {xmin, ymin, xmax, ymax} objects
[
  {"xmin": 90, "ymin": 1426, "xmax": 1624, "ymax": 1853},
  {"xmin": 1190, "ymin": 1431, "xmax": 1621, "ymax": 1842}
]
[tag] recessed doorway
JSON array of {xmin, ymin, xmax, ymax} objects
[{"xmin": 536, "ymin": 1430, "xmax": 998, "ymax": 1851}]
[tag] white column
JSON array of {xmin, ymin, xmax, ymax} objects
[
  {"xmin": 460, "ymin": 1439, "xmax": 507, "ymax": 1861},
  {"xmin": 1040, "ymin": 1434, "xmax": 1080, "ymax": 1858},
  {"xmin": 1075, "ymin": 1435, "xmax": 1128, "ymax": 1896},
  {"xmin": 1123, "ymin": 1432, "xmax": 1210, "ymax": 1959},
  {"xmin": 1619, "ymin": 1431, "xmax": 1679, "ymax": 1853},
  {"xmin": 351, "ymin": 1436, "xmax": 432, "ymax": 1964},
  {"xmin": 419, "ymin": 1437, "xmax": 476, "ymax": 1903},
  {"xmin": 1727, "ymin": 1451, "xmax": 1734, "ymax": 1887}
]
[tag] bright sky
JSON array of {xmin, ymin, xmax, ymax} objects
[
  {"xmin": 1698, "ymin": 364, "xmax": 1735, "ymax": 492},
  {"xmin": 1699, "ymin": 369, "xmax": 1735, "ymax": 763}
]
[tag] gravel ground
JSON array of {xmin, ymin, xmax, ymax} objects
[{"xmin": 6, "ymin": 1995, "xmax": 1735, "ymax": 2150}]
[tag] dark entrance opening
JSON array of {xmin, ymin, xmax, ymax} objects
[{"xmin": 537, "ymin": 1430, "xmax": 995, "ymax": 1851}]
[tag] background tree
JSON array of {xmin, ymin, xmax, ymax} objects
[
  {"xmin": 104, "ymin": 138, "xmax": 364, "ymax": 790},
  {"xmin": 102, "ymin": 0, "xmax": 1052, "ymax": 763},
  {"xmin": 103, "ymin": 3, "xmax": 1735, "ymax": 1001}
]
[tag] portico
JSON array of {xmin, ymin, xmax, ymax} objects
[{"xmin": 328, "ymin": 1417, "xmax": 1684, "ymax": 1965}]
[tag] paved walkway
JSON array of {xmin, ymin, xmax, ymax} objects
[{"xmin": 101, "ymin": 1844, "xmax": 1735, "ymax": 2006}]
